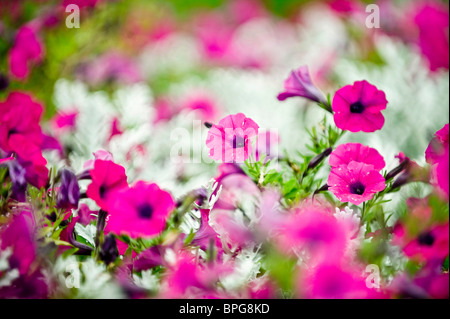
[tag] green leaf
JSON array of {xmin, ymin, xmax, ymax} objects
[{"xmin": 74, "ymin": 223, "xmax": 97, "ymax": 248}]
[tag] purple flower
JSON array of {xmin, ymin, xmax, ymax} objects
[
  {"xmin": 277, "ymin": 65, "xmax": 328, "ymax": 106},
  {"xmin": 7, "ymin": 160, "xmax": 27, "ymax": 202},
  {"xmin": 56, "ymin": 168, "xmax": 80, "ymax": 210}
]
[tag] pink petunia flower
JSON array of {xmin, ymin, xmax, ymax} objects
[
  {"xmin": 393, "ymin": 222, "xmax": 449, "ymax": 263},
  {"xmin": 278, "ymin": 205, "xmax": 348, "ymax": 264},
  {"xmin": 229, "ymin": 0, "xmax": 266, "ymax": 25},
  {"xmin": 9, "ymin": 134, "xmax": 49, "ymax": 190},
  {"xmin": 433, "ymin": 146, "xmax": 449, "ymax": 199},
  {"xmin": 209, "ymin": 208, "xmax": 255, "ymax": 251},
  {"xmin": 0, "ymin": 92, "xmax": 43, "ymax": 153},
  {"xmin": 81, "ymin": 51, "xmax": 142, "ymax": 86},
  {"xmin": 332, "ymin": 80, "xmax": 388, "ymax": 133},
  {"xmin": 414, "ymin": 2, "xmax": 449, "ymax": 72},
  {"xmin": 86, "ymin": 159, "xmax": 128, "ymax": 211},
  {"xmin": 106, "ymin": 181, "xmax": 175, "ymax": 238},
  {"xmin": 277, "ymin": 65, "xmax": 327, "ymax": 105},
  {"xmin": 425, "ymin": 123, "xmax": 449, "ymax": 165},
  {"xmin": 50, "ymin": 110, "xmax": 78, "ymax": 133},
  {"xmin": 206, "ymin": 113, "xmax": 259, "ymax": 163},
  {"xmin": 329, "ymin": 143, "xmax": 385, "ymax": 171},
  {"xmin": 8, "ymin": 26, "xmax": 43, "ymax": 80},
  {"xmin": 213, "ymin": 173, "xmax": 259, "ymax": 211},
  {"xmin": 191, "ymin": 209, "xmax": 222, "ymax": 253},
  {"xmin": 180, "ymin": 90, "xmax": 220, "ymax": 122},
  {"xmin": 300, "ymin": 263, "xmax": 383, "ymax": 299},
  {"xmin": 161, "ymin": 253, "xmax": 233, "ymax": 298},
  {"xmin": 328, "ymin": 161, "xmax": 386, "ymax": 205},
  {"xmin": 0, "ymin": 209, "xmax": 37, "ymax": 275}
]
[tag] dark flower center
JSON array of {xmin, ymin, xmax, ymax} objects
[
  {"xmin": 138, "ymin": 204, "xmax": 154, "ymax": 219},
  {"xmin": 232, "ymin": 135, "xmax": 246, "ymax": 148},
  {"xmin": 418, "ymin": 231, "xmax": 435, "ymax": 246},
  {"xmin": 99, "ymin": 185, "xmax": 106, "ymax": 198},
  {"xmin": 350, "ymin": 101, "xmax": 365, "ymax": 114},
  {"xmin": 350, "ymin": 181, "xmax": 366, "ymax": 195},
  {"xmin": 7, "ymin": 128, "xmax": 18, "ymax": 138}
]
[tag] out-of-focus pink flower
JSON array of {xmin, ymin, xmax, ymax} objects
[
  {"xmin": 278, "ymin": 205, "xmax": 348, "ymax": 263},
  {"xmin": 62, "ymin": 0, "xmax": 99, "ymax": 9},
  {"xmin": 0, "ymin": 210, "xmax": 36, "ymax": 275},
  {"xmin": 414, "ymin": 2, "xmax": 449, "ymax": 71},
  {"xmin": 10, "ymin": 134, "xmax": 49, "ymax": 190},
  {"xmin": 247, "ymin": 276, "xmax": 278, "ymax": 299},
  {"xmin": 161, "ymin": 253, "xmax": 232, "ymax": 298},
  {"xmin": 300, "ymin": 263, "xmax": 382, "ymax": 299},
  {"xmin": 77, "ymin": 203, "xmax": 96, "ymax": 226},
  {"xmin": 214, "ymin": 173, "xmax": 259, "ymax": 211},
  {"xmin": 327, "ymin": 0, "xmax": 363, "ymax": 16},
  {"xmin": 433, "ymin": 147, "xmax": 449, "ymax": 199},
  {"xmin": 229, "ymin": 0, "xmax": 266, "ymax": 25},
  {"xmin": 109, "ymin": 117, "xmax": 124, "ymax": 140},
  {"xmin": 329, "ymin": 143, "xmax": 385, "ymax": 171},
  {"xmin": 0, "ymin": 92, "xmax": 43, "ymax": 153},
  {"xmin": 86, "ymin": 160, "xmax": 128, "ymax": 211},
  {"xmin": 8, "ymin": 26, "xmax": 43, "ymax": 80},
  {"xmin": 328, "ymin": 161, "xmax": 386, "ymax": 205},
  {"xmin": 81, "ymin": 51, "xmax": 142, "ymax": 86},
  {"xmin": 393, "ymin": 222, "xmax": 449, "ymax": 263},
  {"xmin": 332, "ymin": 80, "xmax": 388, "ymax": 133},
  {"xmin": 425, "ymin": 123, "xmax": 449, "ymax": 165},
  {"xmin": 133, "ymin": 246, "xmax": 166, "ymax": 272},
  {"xmin": 277, "ymin": 66, "xmax": 327, "ymax": 105},
  {"xmin": 191, "ymin": 209, "xmax": 222, "ymax": 253},
  {"xmin": 153, "ymin": 97, "xmax": 178, "ymax": 124},
  {"xmin": 40, "ymin": 133, "xmax": 64, "ymax": 157},
  {"xmin": 209, "ymin": 209, "xmax": 254, "ymax": 251},
  {"xmin": 106, "ymin": 181, "xmax": 175, "ymax": 238},
  {"xmin": 195, "ymin": 12, "xmax": 234, "ymax": 61},
  {"xmin": 181, "ymin": 91, "xmax": 220, "ymax": 122},
  {"xmin": 206, "ymin": 113, "xmax": 259, "ymax": 163},
  {"xmin": 425, "ymin": 124, "xmax": 449, "ymax": 198},
  {"xmin": 50, "ymin": 110, "xmax": 78, "ymax": 132}
]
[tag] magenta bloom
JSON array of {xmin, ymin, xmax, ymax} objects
[
  {"xmin": 332, "ymin": 80, "xmax": 388, "ymax": 133},
  {"xmin": 0, "ymin": 92, "xmax": 43, "ymax": 153},
  {"xmin": 191, "ymin": 209, "xmax": 222, "ymax": 253},
  {"xmin": 8, "ymin": 26, "xmax": 43, "ymax": 80},
  {"xmin": 328, "ymin": 161, "xmax": 386, "ymax": 205},
  {"xmin": 181, "ymin": 91, "xmax": 220, "ymax": 122},
  {"xmin": 206, "ymin": 113, "xmax": 259, "ymax": 163},
  {"xmin": 82, "ymin": 51, "xmax": 142, "ymax": 86},
  {"xmin": 433, "ymin": 146, "xmax": 449, "ymax": 199},
  {"xmin": 9, "ymin": 134, "xmax": 49, "ymax": 190},
  {"xmin": 51, "ymin": 110, "xmax": 78, "ymax": 132},
  {"xmin": 425, "ymin": 123, "xmax": 449, "ymax": 165},
  {"xmin": 414, "ymin": 3, "xmax": 449, "ymax": 71},
  {"xmin": 329, "ymin": 143, "xmax": 385, "ymax": 171},
  {"xmin": 86, "ymin": 160, "xmax": 128, "ymax": 211},
  {"xmin": 279, "ymin": 206, "xmax": 347, "ymax": 263},
  {"xmin": 277, "ymin": 65, "xmax": 327, "ymax": 105},
  {"xmin": 393, "ymin": 222, "xmax": 449, "ymax": 263},
  {"xmin": 106, "ymin": 181, "xmax": 175, "ymax": 238},
  {"xmin": 0, "ymin": 210, "xmax": 36, "ymax": 275},
  {"xmin": 301, "ymin": 264, "xmax": 381, "ymax": 299}
]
